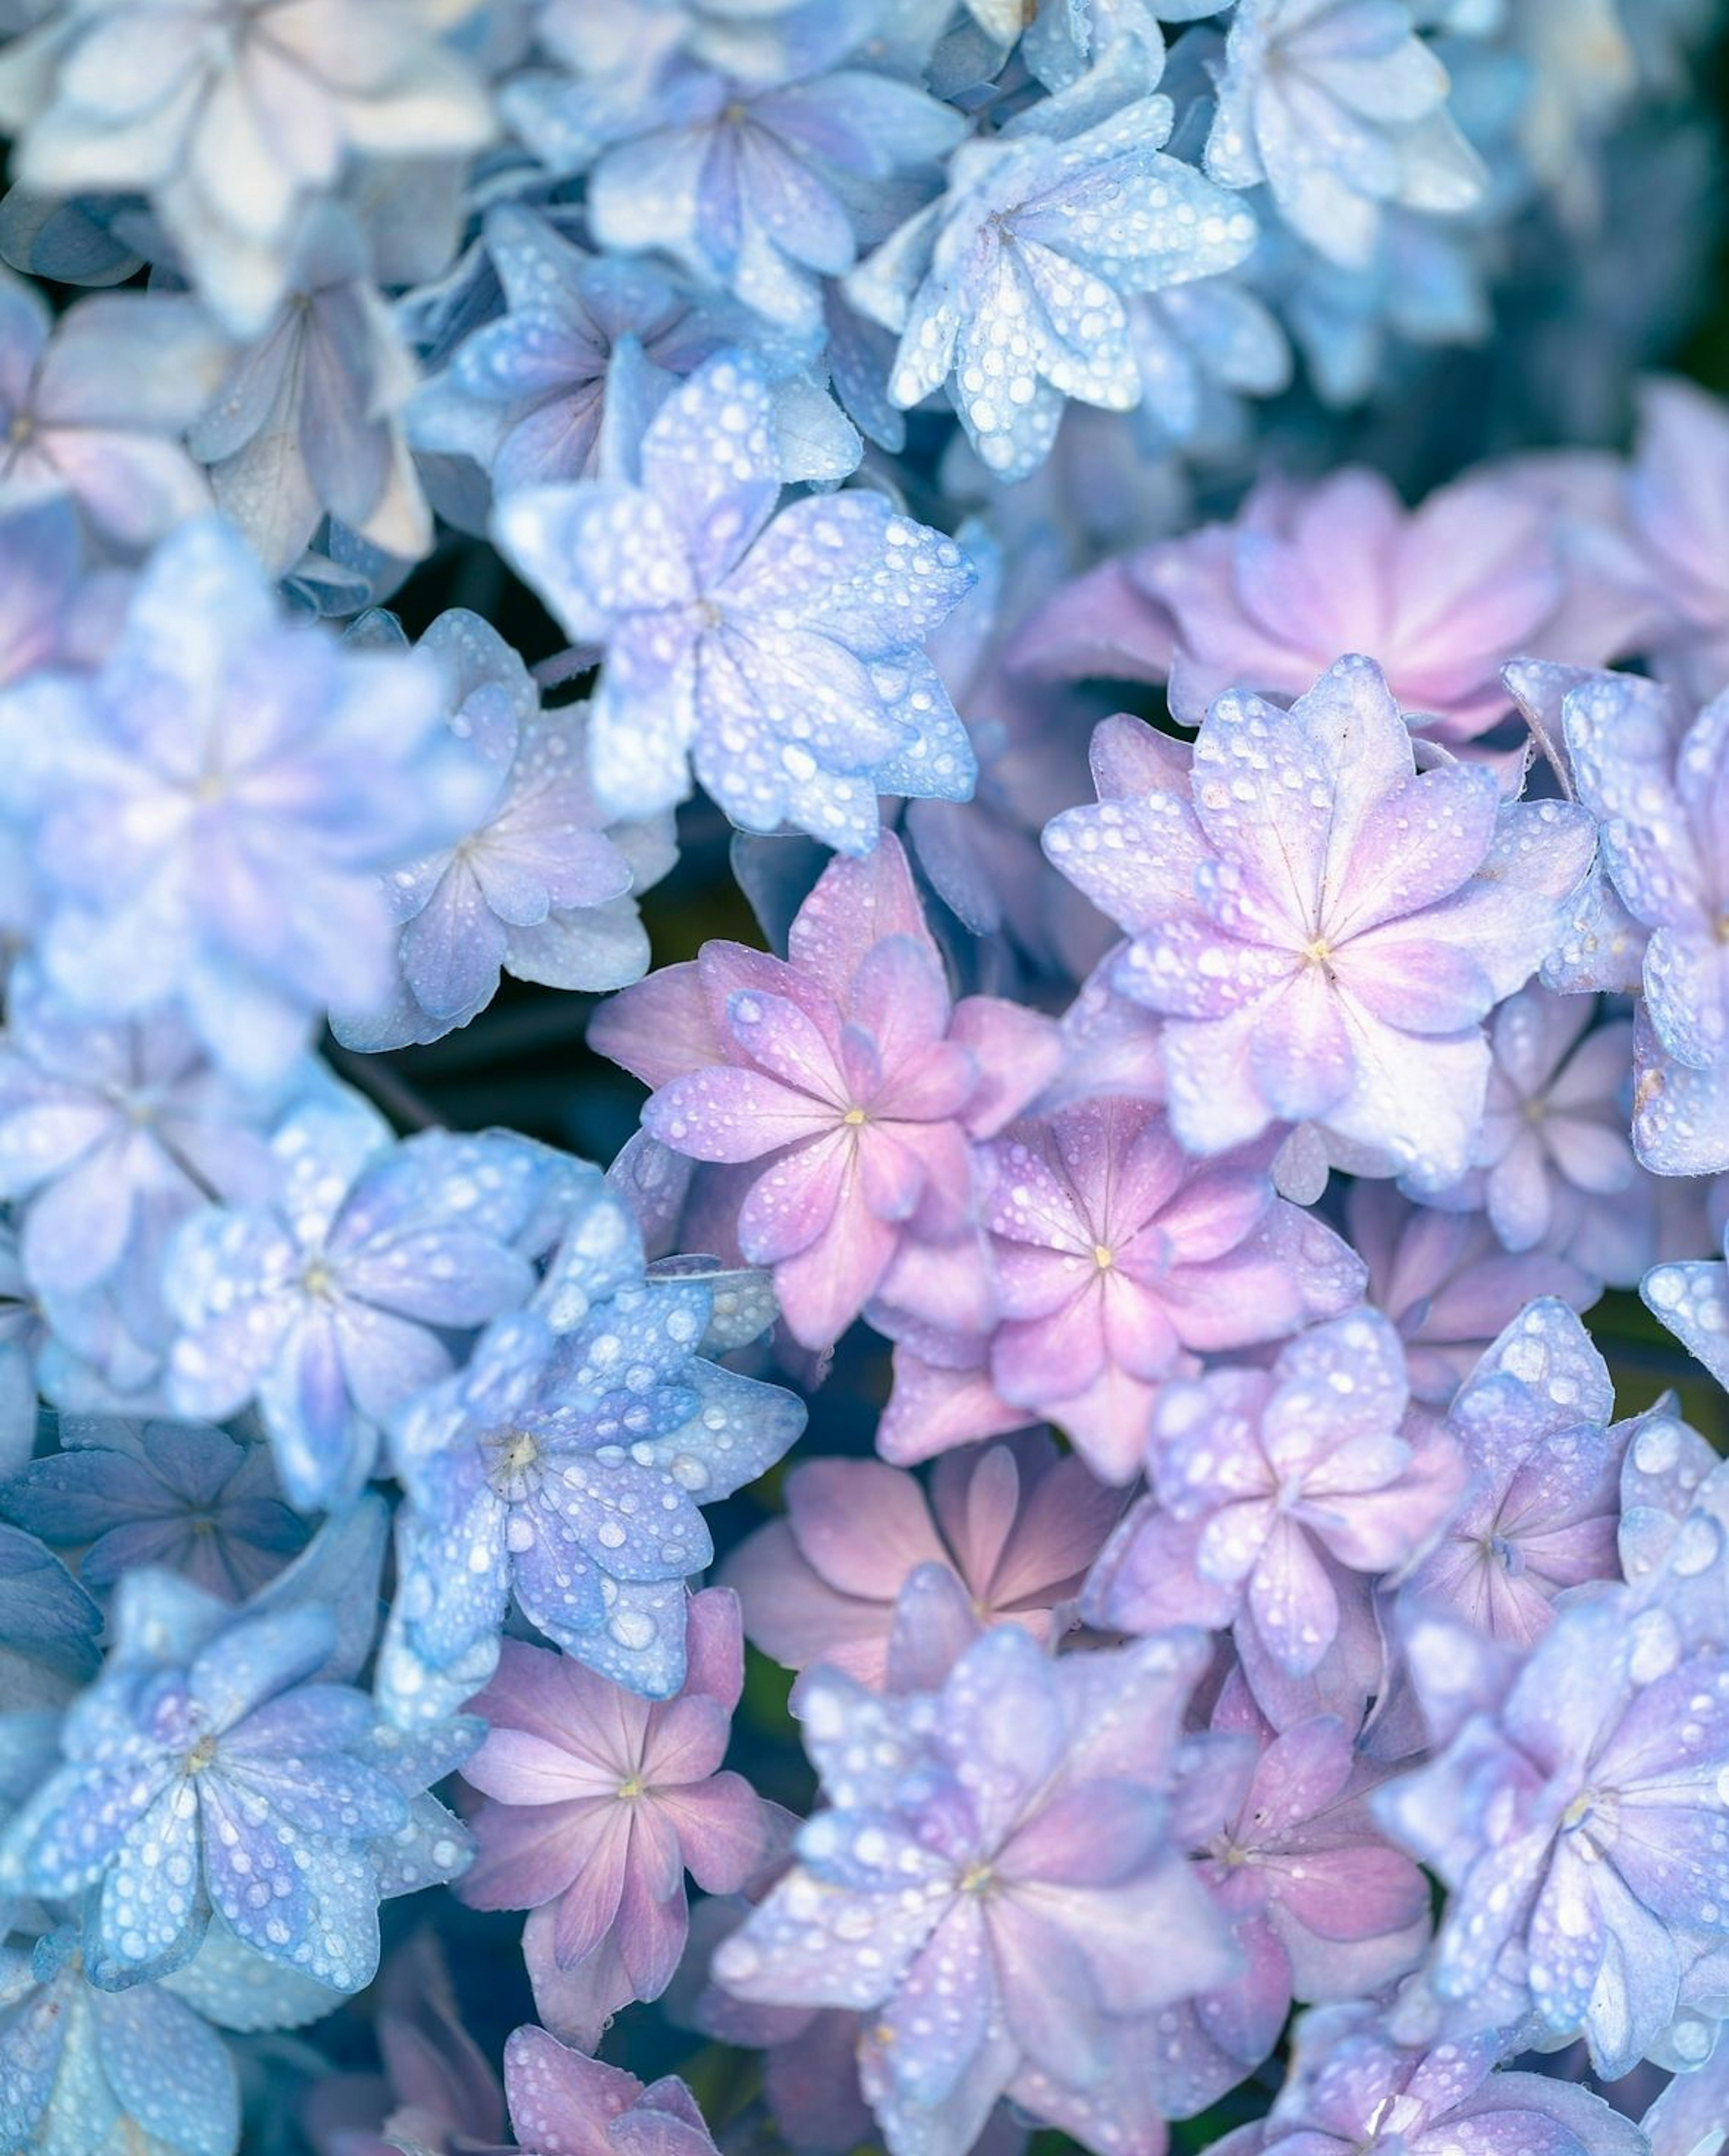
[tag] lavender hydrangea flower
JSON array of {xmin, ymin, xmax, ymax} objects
[
  {"xmin": 713, "ymin": 1621, "xmax": 1237, "ymax": 2156},
  {"xmin": 496, "ymin": 351, "xmax": 978, "ymax": 852},
  {"xmin": 1398, "ymin": 1300, "xmax": 1627, "ymax": 1645},
  {"xmin": 1043, "ymin": 660, "xmax": 1598, "ymax": 1187},
  {"xmin": 0, "ymin": 967, "xmax": 292, "ymax": 1302},
  {"xmin": 0, "ymin": 0, "xmax": 494, "ymax": 337},
  {"xmin": 501, "ymin": 2025, "xmax": 722, "ymax": 2156},
  {"xmin": 846, "ymin": 65, "xmax": 1259, "ymax": 480},
  {"xmin": 723, "ymin": 1434, "xmax": 1122, "ymax": 1691},
  {"xmin": 0, "ymin": 1567, "xmax": 428, "ymax": 1992},
  {"xmin": 1378, "ymin": 1591, "xmax": 1729, "ymax": 2074},
  {"xmin": 0, "ymin": 1926, "xmax": 240, "ymax": 2156},
  {"xmin": 1209, "ymin": 2002, "xmax": 1646, "ymax": 2156},
  {"xmin": 1560, "ymin": 667, "xmax": 1729, "ymax": 1174},
  {"xmin": 1205, "ymin": 0, "xmax": 1486, "ymax": 271},
  {"xmin": 0, "ymin": 517, "xmax": 489, "ymax": 1084},
  {"xmin": 1613, "ymin": 375, "xmax": 1729, "ymax": 704},
  {"xmin": 1085, "ymin": 1309, "xmax": 1465, "ymax": 1699},
  {"xmin": 163, "ymin": 1094, "xmax": 546, "ymax": 1508},
  {"xmin": 332, "ymin": 609, "xmax": 675, "ymax": 1051},
  {"xmin": 593, "ymin": 834, "xmax": 1059, "ymax": 1349},
  {"xmin": 961, "ymin": 1097, "xmax": 1365, "ymax": 1481},
  {"xmin": 387, "ymin": 1247, "xmax": 804, "ymax": 1700},
  {"xmin": 0, "ymin": 276, "xmax": 228, "ymax": 550},
  {"xmin": 3, "ymin": 1417, "xmax": 306, "ymax": 1601},
  {"xmin": 458, "ymin": 1590, "xmax": 769, "ymax": 2047},
  {"xmin": 571, "ymin": 56, "xmax": 964, "ymax": 338},
  {"xmin": 1644, "ymin": 1224, "xmax": 1729, "ymax": 1393}
]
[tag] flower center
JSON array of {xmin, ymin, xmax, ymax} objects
[
  {"xmin": 300, "ymin": 1260, "xmax": 334, "ymax": 1299},
  {"xmin": 185, "ymin": 1733, "xmax": 220, "ymax": 1776},
  {"xmin": 842, "ymin": 1106, "xmax": 867, "ymax": 1127},
  {"xmin": 1092, "ymin": 1243, "xmax": 1114, "ymax": 1269},
  {"xmin": 957, "ymin": 1862, "xmax": 994, "ymax": 1896},
  {"xmin": 616, "ymin": 1776, "xmax": 645, "ymax": 1801},
  {"xmin": 1303, "ymin": 937, "xmax": 1333, "ymax": 970}
]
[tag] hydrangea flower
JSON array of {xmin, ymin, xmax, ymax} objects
[
  {"xmin": 723, "ymin": 1434, "xmax": 1122, "ymax": 1690},
  {"xmin": 846, "ymin": 68, "xmax": 1259, "ymax": 480},
  {"xmin": 3, "ymin": 1417, "xmax": 307, "ymax": 1602},
  {"xmin": 1377, "ymin": 1591, "xmax": 1729, "ymax": 2074},
  {"xmin": 0, "ymin": 0, "xmax": 495, "ymax": 336},
  {"xmin": 574, "ymin": 56, "xmax": 965, "ymax": 337},
  {"xmin": 331, "ymin": 609, "xmax": 675, "ymax": 1051},
  {"xmin": 1418, "ymin": 989, "xmax": 1649, "ymax": 1287},
  {"xmin": 1643, "ymin": 1223, "xmax": 1729, "ymax": 1394},
  {"xmin": 592, "ymin": 834, "xmax": 1061, "ymax": 1350},
  {"xmin": 0, "ymin": 1517, "xmax": 101, "ymax": 1710},
  {"xmin": 1612, "ymin": 374, "xmax": 1729, "ymax": 703},
  {"xmin": 0, "ymin": 967, "xmax": 293, "ymax": 1302},
  {"xmin": 1043, "ymin": 660, "xmax": 1598, "ymax": 1187},
  {"xmin": 0, "ymin": 1221, "xmax": 45, "ymax": 1476},
  {"xmin": 163, "ymin": 1094, "xmax": 546, "ymax": 1508},
  {"xmin": 714, "ymin": 1621, "xmax": 1238, "ymax": 2156},
  {"xmin": 497, "ymin": 351, "xmax": 978, "ymax": 852},
  {"xmin": 1208, "ymin": 2002, "xmax": 1646, "ymax": 2156},
  {"xmin": 0, "ymin": 276, "xmax": 227, "ymax": 550},
  {"xmin": 1205, "ymin": 0, "xmax": 1486, "ymax": 271},
  {"xmin": 1163, "ymin": 1689, "xmax": 1431, "ymax": 2111},
  {"xmin": 1560, "ymin": 667, "xmax": 1729, "ymax": 1174},
  {"xmin": 457, "ymin": 1590, "xmax": 769, "ymax": 2047},
  {"xmin": 1034, "ymin": 465, "xmax": 1631, "ymax": 744},
  {"xmin": 0, "ymin": 517, "xmax": 489, "ymax": 1083},
  {"xmin": 388, "ymin": 1276, "xmax": 804, "ymax": 1700},
  {"xmin": 0, "ymin": 1567, "xmax": 437, "ymax": 1993},
  {"xmin": 1398, "ymin": 1300, "xmax": 1627, "ymax": 1646},
  {"xmin": 960, "ymin": 1097, "xmax": 1365, "ymax": 1480},
  {"xmin": 0, "ymin": 1925, "xmax": 240, "ymax": 2156},
  {"xmin": 500, "ymin": 2025, "xmax": 722, "ymax": 2156},
  {"xmin": 1084, "ymin": 1309, "xmax": 1465, "ymax": 1698}
]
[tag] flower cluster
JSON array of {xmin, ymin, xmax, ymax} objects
[{"xmin": 0, "ymin": 3, "xmax": 1723, "ymax": 2156}]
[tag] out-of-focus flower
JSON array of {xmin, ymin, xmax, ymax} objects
[
  {"xmin": 4, "ymin": 1416, "xmax": 306, "ymax": 1601},
  {"xmin": 332, "ymin": 609, "xmax": 675, "ymax": 1051},
  {"xmin": 848, "ymin": 67, "xmax": 1258, "ymax": 479},
  {"xmin": 458, "ymin": 1590, "xmax": 769, "ymax": 2047},
  {"xmin": 501, "ymin": 2024, "xmax": 722, "ymax": 2156},
  {"xmin": 1206, "ymin": 0, "xmax": 1486, "ymax": 271},
  {"xmin": 592, "ymin": 834, "xmax": 1059, "ymax": 1350},
  {"xmin": 0, "ymin": 0, "xmax": 494, "ymax": 336},
  {"xmin": 723, "ymin": 1433, "xmax": 1122, "ymax": 1689},
  {"xmin": 1043, "ymin": 660, "xmax": 1596, "ymax": 1187},
  {"xmin": 713, "ymin": 1622, "xmax": 1237, "ymax": 2156},
  {"xmin": 497, "ymin": 352, "xmax": 978, "ymax": 852},
  {"xmin": 0, "ymin": 518, "xmax": 489, "ymax": 1083}
]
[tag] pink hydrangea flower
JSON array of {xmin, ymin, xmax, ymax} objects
[
  {"xmin": 457, "ymin": 1589, "xmax": 769, "ymax": 2050},
  {"xmin": 722, "ymin": 1433, "xmax": 1122, "ymax": 1691},
  {"xmin": 591, "ymin": 834, "xmax": 1061, "ymax": 1349},
  {"xmin": 502, "ymin": 2026, "xmax": 722, "ymax": 2156},
  {"xmin": 1044, "ymin": 659, "xmax": 1597, "ymax": 1187}
]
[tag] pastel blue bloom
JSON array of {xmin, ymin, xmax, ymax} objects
[
  {"xmin": 1125, "ymin": 276, "xmax": 1292, "ymax": 455},
  {"xmin": 0, "ymin": 273, "xmax": 227, "ymax": 551},
  {"xmin": 388, "ymin": 1273, "xmax": 806, "ymax": 1700},
  {"xmin": 407, "ymin": 204, "xmax": 861, "ymax": 506},
  {"xmin": 3, "ymin": 1418, "xmax": 306, "ymax": 1603},
  {"xmin": 332, "ymin": 609, "xmax": 676, "ymax": 1052},
  {"xmin": 1377, "ymin": 1592, "xmax": 1729, "ymax": 2075},
  {"xmin": 1205, "ymin": 0, "xmax": 1487, "ymax": 272},
  {"xmin": 0, "ymin": 1518, "xmax": 101, "ymax": 1705},
  {"xmin": 0, "ymin": 966, "xmax": 294, "ymax": 1303},
  {"xmin": 0, "ymin": 1926, "xmax": 240, "ymax": 2156},
  {"xmin": 163, "ymin": 1093, "xmax": 546, "ymax": 1509},
  {"xmin": 0, "ymin": 519, "xmax": 490, "ymax": 1085},
  {"xmin": 496, "ymin": 349, "xmax": 978, "ymax": 852},
  {"xmin": 846, "ymin": 64, "xmax": 1260, "ymax": 478},
  {"xmin": 0, "ymin": 1568, "xmax": 414, "ymax": 1993}
]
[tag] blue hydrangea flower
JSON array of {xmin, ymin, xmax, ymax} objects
[
  {"xmin": 1124, "ymin": 274, "xmax": 1293, "ymax": 456},
  {"xmin": 0, "ymin": 274, "xmax": 227, "ymax": 551},
  {"xmin": 1205, "ymin": 0, "xmax": 1487, "ymax": 272},
  {"xmin": 387, "ymin": 1277, "xmax": 806, "ymax": 1702},
  {"xmin": 496, "ymin": 350, "xmax": 978, "ymax": 852},
  {"xmin": 0, "ymin": 1568, "xmax": 416, "ymax": 1993},
  {"xmin": 407, "ymin": 204, "xmax": 861, "ymax": 507},
  {"xmin": 163, "ymin": 1094, "xmax": 547, "ymax": 1509},
  {"xmin": 0, "ymin": 1926, "xmax": 240, "ymax": 2156},
  {"xmin": 0, "ymin": 518, "xmax": 491, "ymax": 1085},
  {"xmin": 331, "ymin": 609, "xmax": 676, "ymax": 1052},
  {"xmin": 0, "ymin": 1517, "xmax": 101, "ymax": 1710},
  {"xmin": 0, "ymin": 1220, "xmax": 43, "ymax": 1476},
  {"xmin": 1377, "ymin": 1592, "xmax": 1729, "ymax": 2075},
  {"xmin": 4, "ymin": 1418, "xmax": 307, "ymax": 1603},
  {"xmin": 846, "ymin": 63, "xmax": 1260, "ymax": 478},
  {"xmin": 0, "ymin": 966, "xmax": 297, "ymax": 1303}
]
